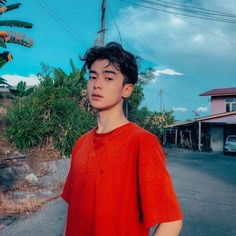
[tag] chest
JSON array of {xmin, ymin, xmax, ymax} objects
[{"xmin": 73, "ymin": 137, "xmax": 138, "ymax": 177}]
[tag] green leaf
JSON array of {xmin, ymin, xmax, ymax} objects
[
  {"xmin": 0, "ymin": 38, "xmax": 7, "ymax": 48},
  {"xmin": 0, "ymin": 20, "xmax": 33, "ymax": 28}
]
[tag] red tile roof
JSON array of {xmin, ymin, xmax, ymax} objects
[{"xmin": 199, "ymin": 87, "xmax": 236, "ymax": 96}]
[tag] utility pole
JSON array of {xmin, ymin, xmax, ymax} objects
[
  {"xmin": 101, "ymin": 0, "xmax": 106, "ymax": 46},
  {"xmin": 94, "ymin": 0, "xmax": 106, "ymax": 47},
  {"xmin": 159, "ymin": 89, "xmax": 163, "ymax": 113}
]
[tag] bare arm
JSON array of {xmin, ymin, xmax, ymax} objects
[{"xmin": 153, "ymin": 220, "xmax": 183, "ymax": 236}]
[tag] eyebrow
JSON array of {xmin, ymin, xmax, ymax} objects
[
  {"xmin": 104, "ymin": 70, "xmax": 117, "ymax": 75},
  {"xmin": 89, "ymin": 69, "xmax": 117, "ymax": 75},
  {"xmin": 89, "ymin": 70, "xmax": 97, "ymax": 74}
]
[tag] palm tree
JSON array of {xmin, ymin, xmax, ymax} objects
[
  {"xmin": 0, "ymin": 1, "xmax": 33, "ymax": 68},
  {"xmin": 0, "ymin": 76, "xmax": 8, "ymax": 85}
]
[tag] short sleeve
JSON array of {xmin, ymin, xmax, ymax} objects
[
  {"xmin": 61, "ymin": 138, "xmax": 81, "ymax": 204},
  {"xmin": 138, "ymin": 133, "xmax": 183, "ymax": 228}
]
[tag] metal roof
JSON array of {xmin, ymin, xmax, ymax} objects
[
  {"xmin": 165, "ymin": 110, "xmax": 236, "ymax": 128},
  {"xmin": 199, "ymin": 87, "xmax": 236, "ymax": 97}
]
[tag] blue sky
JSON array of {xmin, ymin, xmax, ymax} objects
[{"xmin": 1, "ymin": 0, "xmax": 236, "ymax": 121}]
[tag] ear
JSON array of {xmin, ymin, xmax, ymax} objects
[{"xmin": 122, "ymin": 83, "xmax": 134, "ymax": 98}]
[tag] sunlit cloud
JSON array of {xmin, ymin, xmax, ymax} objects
[
  {"xmin": 196, "ymin": 106, "xmax": 208, "ymax": 112},
  {"xmin": 170, "ymin": 16, "xmax": 184, "ymax": 26},
  {"xmin": 153, "ymin": 68, "xmax": 184, "ymax": 77},
  {"xmin": 2, "ymin": 74, "xmax": 39, "ymax": 86},
  {"xmin": 193, "ymin": 34, "xmax": 205, "ymax": 43},
  {"xmin": 172, "ymin": 106, "xmax": 188, "ymax": 112}
]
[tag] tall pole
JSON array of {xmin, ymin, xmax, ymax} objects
[
  {"xmin": 159, "ymin": 89, "xmax": 163, "ymax": 113},
  {"xmin": 198, "ymin": 121, "xmax": 201, "ymax": 152},
  {"xmin": 101, "ymin": 0, "xmax": 106, "ymax": 46}
]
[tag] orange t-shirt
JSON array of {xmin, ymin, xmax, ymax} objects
[{"xmin": 61, "ymin": 122, "xmax": 182, "ymax": 236}]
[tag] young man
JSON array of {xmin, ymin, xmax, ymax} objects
[{"xmin": 61, "ymin": 42, "xmax": 183, "ymax": 236}]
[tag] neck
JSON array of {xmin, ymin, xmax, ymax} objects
[{"xmin": 96, "ymin": 105, "xmax": 129, "ymax": 133}]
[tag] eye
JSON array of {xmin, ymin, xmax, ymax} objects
[
  {"xmin": 89, "ymin": 76, "xmax": 96, "ymax": 80},
  {"xmin": 105, "ymin": 77, "xmax": 113, "ymax": 81}
]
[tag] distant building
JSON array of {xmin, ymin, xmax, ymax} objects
[
  {"xmin": 0, "ymin": 84, "xmax": 14, "ymax": 111},
  {"xmin": 200, "ymin": 87, "xmax": 236, "ymax": 114},
  {"xmin": 0, "ymin": 84, "xmax": 11, "ymax": 95},
  {"xmin": 164, "ymin": 87, "xmax": 236, "ymax": 152}
]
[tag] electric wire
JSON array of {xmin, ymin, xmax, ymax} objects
[
  {"xmin": 154, "ymin": 0, "xmax": 236, "ymax": 17},
  {"xmin": 119, "ymin": 0, "xmax": 236, "ymax": 46},
  {"xmin": 35, "ymin": 0, "xmax": 88, "ymax": 48},
  {"xmin": 116, "ymin": 0, "xmax": 151, "ymax": 47},
  {"xmin": 107, "ymin": 0, "xmax": 123, "ymax": 45},
  {"xmin": 120, "ymin": 0, "xmax": 236, "ymax": 24},
  {"xmin": 172, "ymin": 14, "xmax": 236, "ymax": 46},
  {"xmin": 145, "ymin": 86, "xmax": 204, "ymax": 103},
  {"xmin": 144, "ymin": 0, "xmax": 236, "ymax": 18}
]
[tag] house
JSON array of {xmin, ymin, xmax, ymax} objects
[{"xmin": 164, "ymin": 87, "xmax": 236, "ymax": 152}]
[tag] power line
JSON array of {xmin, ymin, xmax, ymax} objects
[
  {"xmin": 35, "ymin": 0, "xmax": 88, "ymax": 48},
  {"xmin": 120, "ymin": 0, "xmax": 236, "ymax": 24},
  {"xmin": 173, "ymin": 14, "xmax": 236, "ymax": 46},
  {"xmin": 107, "ymin": 0, "xmax": 123, "ymax": 45},
  {"xmin": 145, "ymin": 86, "xmax": 202, "ymax": 103},
  {"xmin": 154, "ymin": 0, "xmax": 236, "ymax": 18},
  {"xmin": 120, "ymin": 0, "xmax": 236, "ymax": 46},
  {"xmin": 145, "ymin": 0, "xmax": 236, "ymax": 19},
  {"xmin": 116, "ymin": 0, "xmax": 151, "ymax": 47}
]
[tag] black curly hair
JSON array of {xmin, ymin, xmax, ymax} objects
[{"xmin": 81, "ymin": 42, "xmax": 138, "ymax": 85}]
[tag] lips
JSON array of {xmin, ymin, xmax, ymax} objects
[{"xmin": 92, "ymin": 94, "xmax": 103, "ymax": 98}]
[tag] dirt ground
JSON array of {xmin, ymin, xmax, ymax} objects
[{"xmin": 0, "ymin": 137, "xmax": 69, "ymax": 231}]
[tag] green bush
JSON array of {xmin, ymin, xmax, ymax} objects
[
  {"xmin": 4, "ymin": 63, "xmax": 174, "ymax": 156},
  {"xmin": 5, "ymin": 64, "xmax": 96, "ymax": 156}
]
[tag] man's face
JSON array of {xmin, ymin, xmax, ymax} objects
[{"xmin": 87, "ymin": 59, "xmax": 133, "ymax": 111}]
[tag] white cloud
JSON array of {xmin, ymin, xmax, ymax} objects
[
  {"xmin": 108, "ymin": 1, "xmax": 236, "ymax": 60},
  {"xmin": 153, "ymin": 68, "xmax": 183, "ymax": 77},
  {"xmin": 2, "ymin": 74, "xmax": 39, "ymax": 86},
  {"xmin": 172, "ymin": 106, "xmax": 188, "ymax": 112},
  {"xmin": 193, "ymin": 34, "xmax": 205, "ymax": 43},
  {"xmin": 196, "ymin": 106, "xmax": 208, "ymax": 112},
  {"xmin": 170, "ymin": 16, "xmax": 184, "ymax": 26}
]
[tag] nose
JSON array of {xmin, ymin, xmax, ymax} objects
[{"xmin": 93, "ymin": 77, "xmax": 103, "ymax": 89}]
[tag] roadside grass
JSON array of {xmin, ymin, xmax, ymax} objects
[{"xmin": 0, "ymin": 192, "xmax": 45, "ymax": 215}]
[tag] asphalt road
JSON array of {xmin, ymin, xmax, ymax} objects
[{"xmin": 1, "ymin": 149, "xmax": 236, "ymax": 236}]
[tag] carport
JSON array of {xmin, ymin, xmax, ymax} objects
[{"xmin": 164, "ymin": 110, "xmax": 236, "ymax": 152}]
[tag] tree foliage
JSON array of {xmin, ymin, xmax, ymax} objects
[
  {"xmin": 128, "ymin": 68, "xmax": 175, "ymax": 137},
  {"xmin": 5, "ymin": 61, "xmax": 96, "ymax": 156},
  {"xmin": 129, "ymin": 107, "xmax": 174, "ymax": 137},
  {"xmin": 4, "ymin": 61, "xmax": 174, "ymax": 156},
  {"xmin": 9, "ymin": 81, "xmax": 34, "ymax": 98}
]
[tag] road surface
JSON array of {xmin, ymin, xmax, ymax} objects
[{"xmin": 1, "ymin": 149, "xmax": 236, "ymax": 236}]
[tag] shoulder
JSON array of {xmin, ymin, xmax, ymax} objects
[
  {"xmin": 129, "ymin": 123, "xmax": 159, "ymax": 144},
  {"xmin": 130, "ymin": 124, "xmax": 165, "ymax": 163}
]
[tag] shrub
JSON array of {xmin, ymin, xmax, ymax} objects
[{"xmin": 5, "ymin": 64, "xmax": 96, "ymax": 156}]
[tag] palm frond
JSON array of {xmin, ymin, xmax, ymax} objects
[
  {"xmin": 0, "ymin": 51, "xmax": 12, "ymax": 68},
  {"xmin": 0, "ymin": 3, "xmax": 21, "ymax": 15},
  {"xmin": 0, "ymin": 77, "xmax": 9, "ymax": 85},
  {"xmin": 0, "ymin": 20, "xmax": 33, "ymax": 28},
  {"xmin": 0, "ymin": 37, "xmax": 7, "ymax": 48},
  {"xmin": 0, "ymin": 31, "xmax": 33, "ymax": 48},
  {"xmin": 0, "ymin": 0, "xmax": 7, "ymax": 6}
]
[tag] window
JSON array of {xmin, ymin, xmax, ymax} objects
[{"xmin": 225, "ymin": 98, "xmax": 236, "ymax": 112}]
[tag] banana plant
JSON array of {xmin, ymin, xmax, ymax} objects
[
  {"xmin": 0, "ymin": 1, "xmax": 33, "ymax": 68},
  {"xmin": 0, "ymin": 76, "xmax": 9, "ymax": 85},
  {"xmin": 9, "ymin": 81, "xmax": 34, "ymax": 98}
]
